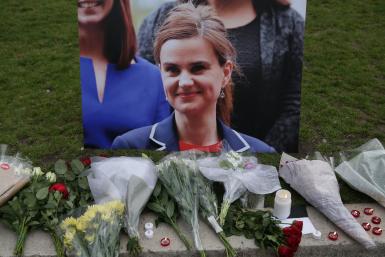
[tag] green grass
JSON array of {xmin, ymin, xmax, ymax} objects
[
  {"xmin": 0, "ymin": 0, "xmax": 384, "ymax": 204},
  {"xmin": 300, "ymin": 0, "xmax": 385, "ymax": 154}
]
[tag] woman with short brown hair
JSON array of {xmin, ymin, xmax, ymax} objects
[
  {"xmin": 138, "ymin": 0, "xmax": 304, "ymax": 153},
  {"xmin": 112, "ymin": 3, "xmax": 275, "ymax": 153}
]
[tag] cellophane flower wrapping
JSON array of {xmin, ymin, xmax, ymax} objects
[
  {"xmin": 195, "ymin": 165, "xmax": 236, "ymax": 257},
  {"xmin": 60, "ymin": 200, "xmax": 125, "ymax": 257},
  {"xmin": 0, "ymin": 144, "xmax": 32, "ymax": 206},
  {"xmin": 198, "ymin": 150, "xmax": 281, "ymax": 225},
  {"xmin": 86, "ymin": 157, "xmax": 158, "ymax": 256},
  {"xmin": 156, "ymin": 151, "xmax": 206, "ymax": 257},
  {"xmin": 334, "ymin": 138, "xmax": 385, "ymax": 207},
  {"xmin": 279, "ymin": 152, "xmax": 376, "ymax": 249}
]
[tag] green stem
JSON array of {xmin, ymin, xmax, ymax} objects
[
  {"xmin": 219, "ymin": 201, "xmax": 231, "ymax": 226},
  {"xmin": 14, "ymin": 217, "xmax": 29, "ymax": 257},
  {"xmin": 169, "ymin": 219, "xmax": 192, "ymax": 250},
  {"xmin": 127, "ymin": 236, "xmax": 142, "ymax": 257},
  {"xmin": 219, "ymin": 232, "xmax": 237, "ymax": 257},
  {"xmin": 199, "ymin": 250, "xmax": 207, "ymax": 257},
  {"xmin": 50, "ymin": 230, "xmax": 65, "ymax": 257}
]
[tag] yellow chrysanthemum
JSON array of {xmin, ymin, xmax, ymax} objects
[
  {"xmin": 85, "ymin": 233, "xmax": 95, "ymax": 243},
  {"xmin": 63, "ymin": 228, "xmax": 76, "ymax": 249},
  {"xmin": 106, "ymin": 200, "xmax": 125, "ymax": 216},
  {"xmin": 76, "ymin": 217, "xmax": 89, "ymax": 232},
  {"xmin": 101, "ymin": 211, "xmax": 112, "ymax": 221},
  {"xmin": 61, "ymin": 217, "xmax": 77, "ymax": 230}
]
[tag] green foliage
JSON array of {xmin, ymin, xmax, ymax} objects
[
  {"xmin": 223, "ymin": 203, "xmax": 285, "ymax": 251},
  {"xmin": 126, "ymin": 237, "xmax": 142, "ymax": 257},
  {"xmin": 0, "ymin": 158, "xmax": 93, "ymax": 257}
]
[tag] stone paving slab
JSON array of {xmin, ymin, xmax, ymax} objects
[{"xmin": 0, "ymin": 203, "xmax": 384, "ymax": 257}]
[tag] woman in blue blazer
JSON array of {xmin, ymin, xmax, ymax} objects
[
  {"xmin": 79, "ymin": 0, "xmax": 170, "ymax": 148},
  {"xmin": 112, "ymin": 3, "xmax": 275, "ymax": 154},
  {"xmin": 138, "ymin": 0, "xmax": 304, "ymax": 152}
]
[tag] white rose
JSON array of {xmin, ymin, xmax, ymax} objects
[
  {"xmin": 45, "ymin": 172, "xmax": 56, "ymax": 183},
  {"xmin": 32, "ymin": 167, "xmax": 44, "ymax": 177}
]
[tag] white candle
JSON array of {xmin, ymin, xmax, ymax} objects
[{"xmin": 273, "ymin": 189, "xmax": 292, "ymax": 220}]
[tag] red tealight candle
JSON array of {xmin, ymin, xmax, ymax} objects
[
  {"xmin": 328, "ymin": 231, "xmax": 338, "ymax": 241},
  {"xmin": 362, "ymin": 222, "xmax": 371, "ymax": 231},
  {"xmin": 0, "ymin": 163, "xmax": 10, "ymax": 170},
  {"xmin": 351, "ymin": 210, "xmax": 360, "ymax": 218},
  {"xmin": 372, "ymin": 216, "xmax": 381, "ymax": 225},
  {"xmin": 372, "ymin": 227, "xmax": 382, "ymax": 236},
  {"xmin": 160, "ymin": 237, "xmax": 171, "ymax": 247},
  {"xmin": 364, "ymin": 208, "xmax": 374, "ymax": 215}
]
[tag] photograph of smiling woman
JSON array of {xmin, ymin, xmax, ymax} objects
[
  {"xmin": 112, "ymin": 3, "xmax": 275, "ymax": 153},
  {"xmin": 78, "ymin": 0, "xmax": 170, "ymax": 149},
  {"xmin": 137, "ymin": 0, "xmax": 305, "ymax": 153}
]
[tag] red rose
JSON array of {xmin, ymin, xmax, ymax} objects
[
  {"xmin": 283, "ymin": 226, "xmax": 302, "ymax": 237},
  {"xmin": 278, "ymin": 245, "xmax": 294, "ymax": 257},
  {"xmin": 49, "ymin": 183, "xmax": 69, "ymax": 199},
  {"xmin": 292, "ymin": 220, "xmax": 303, "ymax": 231},
  {"xmin": 80, "ymin": 156, "xmax": 91, "ymax": 166},
  {"xmin": 286, "ymin": 235, "xmax": 301, "ymax": 251}
]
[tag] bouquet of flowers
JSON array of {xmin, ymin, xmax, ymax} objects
[
  {"xmin": 223, "ymin": 203, "xmax": 303, "ymax": 257},
  {"xmin": 195, "ymin": 171, "xmax": 236, "ymax": 257},
  {"xmin": 0, "ymin": 167, "xmax": 39, "ymax": 257},
  {"xmin": 198, "ymin": 151, "xmax": 281, "ymax": 226},
  {"xmin": 157, "ymin": 153, "xmax": 206, "ymax": 257},
  {"xmin": 0, "ymin": 156, "xmax": 93, "ymax": 257},
  {"xmin": 279, "ymin": 152, "xmax": 376, "ymax": 249},
  {"xmin": 147, "ymin": 181, "xmax": 192, "ymax": 250},
  {"xmin": 61, "ymin": 200, "xmax": 125, "ymax": 257},
  {"xmin": 87, "ymin": 156, "xmax": 158, "ymax": 256},
  {"xmin": 334, "ymin": 138, "xmax": 385, "ymax": 207},
  {"xmin": 37, "ymin": 158, "xmax": 92, "ymax": 257}
]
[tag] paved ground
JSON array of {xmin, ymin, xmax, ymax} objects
[{"xmin": 0, "ymin": 203, "xmax": 384, "ymax": 257}]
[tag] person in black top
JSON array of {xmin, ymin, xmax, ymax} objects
[{"xmin": 138, "ymin": 0, "xmax": 305, "ymax": 153}]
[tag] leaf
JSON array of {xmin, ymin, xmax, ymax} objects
[
  {"xmin": 51, "ymin": 217, "xmax": 59, "ymax": 225},
  {"xmin": 44, "ymin": 201, "xmax": 56, "ymax": 209},
  {"xmin": 147, "ymin": 202, "xmax": 165, "ymax": 213},
  {"xmin": 153, "ymin": 183, "xmax": 161, "ymax": 198},
  {"xmin": 254, "ymin": 231, "xmax": 263, "ymax": 240},
  {"xmin": 29, "ymin": 221, "xmax": 40, "ymax": 226},
  {"xmin": 244, "ymin": 230, "xmax": 254, "ymax": 239},
  {"xmin": 0, "ymin": 205, "xmax": 14, "ymax": 216},
  {"xmin": 71, "ymin": 159, "xmax": 84, "ymax": 174},
  {"xmin": 24, "ymin": 194, "xmax": 37, "ymax": 208},
  {"xmin": 66, "ymin": 172, "xmax": 76, "ymax": 181},
  {"xmin": 160, "ymin": 189, "xmax": 168, "ymax": 205},
  {"xmin": 54, "ymin": 160, "xmax": 67, "ymax": 175},
  {"xmin": 266, "ymin": 235, "xmax": 279, "ymax": 244},
  {"xmin": 262, "ymin": 217, "xmax": 270, "ymax": 227},
  {"xmin": 36, "ymin": 187, "xmax": 49, "ymax": 200},
  {"xmin": 9, "ymin": 198, "xmax": 23, "ymax": 216},
  {"xmin": 235, "ymin": 220, "xmax": 245, "ymax": 230},
  {"xmin": 66, "ymin": 201, "xmax": 74, "ymax": 209},
  {"xmin": 78, "ymin": 177, "xmax": 89, "ymax": 190},
  {"xmin": 166, "ymin": 200, "xmax": 175, "ymax": 218}
]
